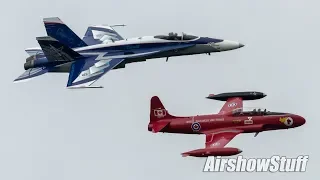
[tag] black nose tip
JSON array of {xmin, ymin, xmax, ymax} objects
[{"xmin": 239, "ymin": 43, "xmax": 245, "ymax": 48}]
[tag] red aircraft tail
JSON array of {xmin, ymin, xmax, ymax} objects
[
  {"xmin": 149, "ymin": 96, "xmax": 185, "ymax": 133},
  {"xmin": 150, "ymin": 96, "xmax": 177, "ymax": 122}
]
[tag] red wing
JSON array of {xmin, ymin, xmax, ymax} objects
[
  {"xmin": 205, "ymin": 129, "xmax": 243, "ymax": 148},
  {"xmin": 218, "ymin": 97, "xmax": 243, "ymax": 115}
]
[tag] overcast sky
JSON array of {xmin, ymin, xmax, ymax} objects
[{"xmin": 1, "ymin": 0, "xmax": 318, "ymax": 179}]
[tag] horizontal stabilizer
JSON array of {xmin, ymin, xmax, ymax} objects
[
  {"xmin": 43, "ymin": 17, "xmax": 88, "ymax": 48},
  {"xmin": 14, "ymin": 67, "xmax": 49, "ymax": 82},
  {"xmin": 25, "ymin": 47, "xmax": 42, "ymax": 56},
  {"xmin": 66, "ymin": 57, "xmax": 125, "ymax": 88},
  {"xmin": 36, "ymin": 36, "xmax": 83, "ymax": 62},
  {"xmin": 150, "ymin": 121, "xmax": 170, "ymax": 133}
]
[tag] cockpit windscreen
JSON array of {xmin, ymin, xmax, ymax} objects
[
  {"xmin": 231, "ymin": 108, "xmax": 287, "ymax": 116},
  {"xmin": 154, "ymin": 32, "xmax": 198, "ymax": 41}
]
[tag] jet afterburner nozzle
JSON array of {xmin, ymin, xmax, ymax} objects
[
  {"xmin": 24, "ymin": 60, "xmax": 34, "ymax": 70},
  {"xmin": 24, "ymin": 55, "xmax": 49, "ymax": 70}
]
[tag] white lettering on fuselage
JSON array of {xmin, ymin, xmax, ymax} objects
[
  {"xmin": 244, "ymin": 117, "xmax": 253, "ymax": 125},
  {"xmin": 186, "ymin": 118, "xmax": 224, "ymax": 124}
]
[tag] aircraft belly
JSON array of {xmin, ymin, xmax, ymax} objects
[
  {"xmin": 48, "ymin": 59, "xmax": 127, "ymax": 73},
  {"xmin": 142, "ymin": 45, "xmax": 218, "ymax": 59},
  {"xmin": 47, "ymin": 44, "xmax": 217, "ymax": 73},
  {"xmin": 166, "ymin": 122, "xmax": 201, "ymax": 134},
  {"xmin": 177, "ymin": 44, "xmax": 218, "ymax": 54},
  {"xmin": 113, "ymin": 60, "xmax": 126, "ymax": 69},
  {"xmin": 48, "ymin": 62, "xmax": 72, "ymax": 73},
  {"xmin": 124, "ymin": 58, "xmax": 146, "ymax": 64}
]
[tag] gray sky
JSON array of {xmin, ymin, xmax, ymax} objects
[{"xmin": 1, "ymin": 0, "xmax": 318, "ymax": 179}]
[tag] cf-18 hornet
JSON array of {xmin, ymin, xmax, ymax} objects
[{"xmin": 14, "ymin": 17, "xmax": 244, "ymax": 88}]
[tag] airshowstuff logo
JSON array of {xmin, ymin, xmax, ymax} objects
[{"xmin": 203, "ymin": 155, "xmax": 309, "ymax": 172}]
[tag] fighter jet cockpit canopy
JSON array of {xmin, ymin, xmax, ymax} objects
[
  {"xmin": 231, "ymin": 108, "xmax": 287, "ymax": 116},
  {"xmin": 154, "ymin": 32, "xmax": 198, "ymax": 41}
]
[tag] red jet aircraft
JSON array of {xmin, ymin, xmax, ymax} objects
[{"xmin": 148, "ymin": 92, "xmax": 306, "ymax": 157}]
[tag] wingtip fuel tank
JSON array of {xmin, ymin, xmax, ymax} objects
[
  {"xmin": 206, "ymin": 91, "xmax": 267, "ymax": 101},
  {"xmin": 181, "ymin": 147, "xmax": 243, "ymax": 157}
]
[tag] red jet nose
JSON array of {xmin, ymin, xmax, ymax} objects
[
  {"xmin": 295, "ymin": 115, "xmax": 306, "ymax": 126},
  {"xmin": 288, "ymin": 114, "xmax": 306, "ymax": 127}
]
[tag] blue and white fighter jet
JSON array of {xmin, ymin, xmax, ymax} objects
[{"xmin": 14, "ymin": 17, "xmax": 244, "ymax": 88}]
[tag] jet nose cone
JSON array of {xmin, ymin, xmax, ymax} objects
[
  {"xmin": 294, "ymin": 115, "xmax": 306, "ymax": 126},
  {"xmin": 300, "ymin": 116, "xmax": 306, "ymax": 125},
  {"xmin": 215, "ymin": 40, "xmax": 245, "ymax": 51}
]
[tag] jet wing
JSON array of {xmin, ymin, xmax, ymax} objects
[
  {"xmin": 204, "ymin": 129, "xmax": 243, "ymax": 148},
  {"xmin": 181, "ymin": 129, "xmax": 243, "ymax": 157},
  {"xmin": 83, "ymin": 25, "xmax": 124, "ymax": 45},
  {"xmin": 218, "ymin": 97, "xmax": 243, "ymax": 115},
  {"xmin": 66, "ymin": 57, "xmax": 125, "ymax": 88},
  {"xmin": 66, "ymin": 43, "xmax": 195, "ymax": 88}
]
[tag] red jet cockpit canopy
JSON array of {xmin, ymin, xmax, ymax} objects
[
  {"xmin": 231, "ymin": 107, "xmax": 286, "ymax": 116},
  {"xmin": 232, "ymin": 107, "xmax": 267, "ymax": 116},
  {"xmin": 154, "ymin": 32, "xmax": 198, "ymax": 41}
]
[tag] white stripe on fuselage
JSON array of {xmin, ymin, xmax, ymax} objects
[
  {"xmin": 80, "ymin": 50, "xmax": 160, "ymax": 60},
  {"xmin": 25, "ymin": 36, "xmax": 200, "ymax": 56},
  {"xmin": 74, "ymin": 36, "xmax": 200, "ymax": 52}
]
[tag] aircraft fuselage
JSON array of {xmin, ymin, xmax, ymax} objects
[
  {"xmin": 24, "ymin": 35, "xmax": 244, "ymax": 72},
  {"xmin": 148, "ymin": 113, "xmax": 306, "ymax": 134}
]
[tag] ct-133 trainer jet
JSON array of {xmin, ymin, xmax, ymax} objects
[
  {"xmin": 14, "ymin": 17, "xmax": 244, "ymax": 88},
  {"xmin": 148, "ymin": 92, "xmax": 306, "ymax": 157}
]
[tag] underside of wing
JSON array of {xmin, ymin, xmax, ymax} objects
[
  {"xmin": 205, "ymin": 129, "xmax": 243, "ymax": 148},
  {"xmin": 181, "ymin": 129, "xmax": 243, "ymax": 157},
  {"xmin": 66, "ymin": 57, "xmax": 125, "ymax": 88}
]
